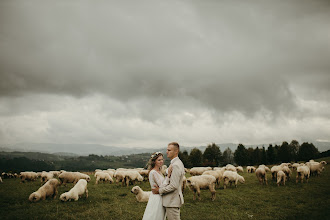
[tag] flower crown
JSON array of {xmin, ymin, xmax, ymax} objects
[{"xmin": 151, "ymin": 151, "xmax": 162, "ymax": 159}]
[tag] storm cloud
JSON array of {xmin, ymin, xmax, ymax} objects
[{"xmin": 1, "ymin": 0, "xmax": 330, "ymax": 148}]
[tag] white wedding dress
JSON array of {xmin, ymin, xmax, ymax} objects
[{"xmin": 142, "ymin": 170, "xmax": 166, "ymax": 220}]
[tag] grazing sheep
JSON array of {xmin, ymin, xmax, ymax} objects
[
  {"xmin": 247, "ymin": 166, "xmax": 256, "ymax": 173},
  {"xmin": 186, "ymin": 175, "xmax": 216, "ymax": 201},
  {"xmin": 256, "ymin": 168, "xmax": 268, "ymax": 185},
  {"xmin": 20, "ymin": 172, "xmax": 38, "ymax": 183},
  {"xmin": 225, "ymin": 164, "xmax": 237, "ymax": 172},
  {"xmin": 138, "ymin": 169, "xmax": 149, "ymax": 180},
  {"xmin": 296, "ymin": 165, "xmax": 310, "ymax": 183},
  {"xmin": 114, "ymin": 170, "xmax": 127, "ymax": 186},
  {"xmin": 236, "ymin": 166, "xmax": 244, "ymax": 173},
  {"xmin": 277, "ymin": 171, "xmax": 286, "ymax": 186},
  {"xmin": 60, "ymin": 179, "xmax": 88, "ymax": 202},
  {"xmin": 131, "ymin": 186, "xmax": 151, "ymax": 202},
  {"xmin": 281, "ymin": 166, "xmax": 292, "ymax": 180},
  {"xmin": 271, "ymin": 166, "xmax": 282, "ymax": 180},
  {"xmin": 202, "ymin": 170, "xmax": 222, "ymax": 187},
  {"xmin": 292, "ymin": 163, "xmax": 300, "ymax": 170},
  {"xmin": 306, "ymin": 161, "xmax": 327, "ymax": 176},
  {"xmin": 125, "ymin": 171, "xmax": 143, "ymax": 187},
  {"xmin": 49, "ymin": 171, "xmax": 60, "ymax": 177},
  {"xmin": 189, "ymin": 167, "xmax": 212, "ymax": 176},
  {"xmin": 41, "ymin": 172, "xmax": 54, "ymax": 183},
  {"xmin": 29, "ymin": 179, "xmax": 60, "ymax": 202},
  {"xmin": 222, "ymin": 171, "xmax": 245, "ymax": 189},
  {"xmin": 95, "ymin": 172, "xmax": 113, "ymax": 184},
  {"xmin": 58, "ymin": 172, "xmax": 90, "ymax": 186},
  {"xmin": 258, "ymin": 165, "xmax": 270, "ymax": 172}
]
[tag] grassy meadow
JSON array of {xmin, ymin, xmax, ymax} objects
[{"xmin": 1, "ymin": 157, "xmax": 329, "ymax": 220}]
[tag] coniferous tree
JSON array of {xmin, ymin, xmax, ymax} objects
[
  {"xmin": 203, "ymin": 143, "xmax": 222, "ymax": 167},
  {"xmin": 234, "ymin": 144, "xmax": 248, "ymax": 166},
  {"xmin": 189, "ymin": 148, "xmax": 203, "ymax": 167},
  {"xmin": 267, "ymin": 144, "xmax": 275, "ymax": 164}
]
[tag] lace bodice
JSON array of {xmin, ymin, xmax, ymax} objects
[{"xmin": 149, "ymin": 170, "xmax": 165, "ymax": 189}]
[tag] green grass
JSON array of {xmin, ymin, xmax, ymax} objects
[{"xmin": 1, "ymin": 157, "xmax": 330, "ymax": 220}]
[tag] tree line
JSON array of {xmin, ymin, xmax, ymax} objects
[{"xmin": 179, "ymin": 140, "xmax": 326, "ymax": 168}]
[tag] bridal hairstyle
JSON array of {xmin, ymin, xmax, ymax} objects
[{"xmin": 147, "ymin": 152, "xmax": 163, "ymax": 172}]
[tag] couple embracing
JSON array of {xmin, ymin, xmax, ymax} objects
[{"xmin": 142, "ymin": 142, "xmax": 185, "ymax": 220}]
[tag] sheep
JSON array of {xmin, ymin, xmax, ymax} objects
[
  {"xmin": 138, "ymin": 169, "xmax": 149, "ymax": 180},
  {"xmin": 189, "ymin": 167, "xmax": 212, "ymax": 176},
  {"xmin": 256, "ymin": 167, "xmax": 268, "ymax": 185},
  {"xmin": 95, "ymin": 172, "xmax": 114, "ymax": 184},
  {"xmin": 0, "ymin": 177, "xmax": 2, "ymax": 183},
  {"xmin": 186, "ymin": 175, "xmax": 216, "ymax": 201},
  {"xmin": 131, "ymin": 186, "xmax": 151, "ymax": 202},
  {"xmin": 41, "ymin": 172, "xmax": 54, "ymax": 183},
  {"xmin": 292, "ymin": 163, "xmax": 300, "ymax": 170},
  {"xmin": 247, "ymin": 166, "xmax": 256, "ymax": 173},
  {"xmin": 258, "ymin": 165, "xmax": 270, "ymax": 172},
  {"xmin": 306, "ymin": 161, "xmax": 327, "ymax": 176},
  {"xmin": 202, "ymin": 170, "xmax": 222, "ymax": 187},
  {"xmin": 236, "ymin": 166, "xmax": 244, "ymax": 173},
  {"xmin": 60, "ymin": 179, "xmax": 88, "ymax": 202},
  {"xmin": 20, "ymin": 172, "xmax": 38, "ymax": 183},
  {"xmin": 125, "ymin": 171, "xmax": 143, "ymax": 187},
  {"xmin": 222, "ymin": 171, "xmax": 245, "ymax": 189},
  {"xmin": 277, "ymin": 171, "xmax": 286, "ymax": 186},
  {"xmin": 225, "ymin": 164, "xmax": 237, "ymax": 172},
  {"xmin": 296, "ymin": 165, "xmax": 310, "ymax": 183},
  {"xmin": 114, "ymin": 170, "xmax": 127, "ymax": 186},
  {"xmin": 281, "ymin": 166, "xmax": 292, "ymax": 180},
  {"xmin": 29, "ymin": 179, "xmax": 60, "ymax": 202},
  {"xmin": 271, "ymin": 166, "xmax": 282, "ymax": 180},
  {"xmin": 58, "ymin": 172, "xmax": 90, "ymax": 186},
  {"xmin": 49, "ymin": 171, "xmax": 60, "ymax": 177}
]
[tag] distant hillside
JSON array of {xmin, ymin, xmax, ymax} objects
[{"xmin": 1, "ymin": 140, "xmax": 329, "ymax": 156}]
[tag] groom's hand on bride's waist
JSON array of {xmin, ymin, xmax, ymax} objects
[{"xmin": 152, "ymin": 185, "xmax": 159, "ymax": 194}]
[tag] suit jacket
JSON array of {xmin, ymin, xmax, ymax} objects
[{"xmin": 159, "ymin": 157, "xmax": 185, "ymax": 207}]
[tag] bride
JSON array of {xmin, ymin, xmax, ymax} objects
[{"xmin": 142, "ymin": 152, "xmax": 172, "ymax": 220}]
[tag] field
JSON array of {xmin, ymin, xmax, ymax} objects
[{"xmin": 1, "ymin": 158, "xmax": 329, "ymax": 220}]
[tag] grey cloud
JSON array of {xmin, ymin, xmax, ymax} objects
[{"xmin": 1, "ymin": 0, "xmax": 330, "ymax": 118}]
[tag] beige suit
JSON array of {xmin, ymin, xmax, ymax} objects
[{"xmin": 159, "ymin": 157, "xmax": 185, "ymax": 220}]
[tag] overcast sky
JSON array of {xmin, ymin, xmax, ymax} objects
[{"xmin": 0, "ymin": 0, "xmax": 330, "ymax": 149}]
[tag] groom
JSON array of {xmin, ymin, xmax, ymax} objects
[{"xmin": 152, "ymin": 142, "xmax": 185, "ymax": 220}]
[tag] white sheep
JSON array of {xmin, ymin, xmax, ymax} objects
[
  {"xmin": 202, "ymin": 170, "xmax": 222, "ymax": 187},
  {"xmin": 236, "ymin": 166, "xmax": 244, "ymax": 173},
  {"xmin": 60, "ymin": 179, "xmax": 88, "ymax": 201},
  {"xmin": 58, "ymin": 172, "xmax": 90, "ymax": 186},
  {"xmin": 125, "ymin": 171, "xmax": 143, "ymax": 187},
  {"xmin": 247, "ymin": 166, "xmax": 256, "ymax": 173},
  {"xmin": 189, "ymin": 167, "xmax": 212, "ymax": 176},
  {"xmin": 41, "ymin": 172, "xmax": 54, "ymax": 183},
  {"xmin": 258, "ymin": 165, "xmax": 270, "ymax": 172},
  {"xmin": 49, "ymin": 171, "xmax": 60, "ymax": 177},
  {"xmin": 29, "ymin": 179, "xmax": 60, "ymax": 202},
  {"xmin": 256, "ymin": 167, "xmax": 268, "ymax": 185},
  {"xmin": 20, "ymin": 172, "xmax": 38, "ymax": 183},
  {"xmin": 222, "ymin": 171, "xmax": 245, "ymax": 189},
  {"xmin": 276, "ymin": 170, "xmax": 286, "ymax": 186},
  {"xmin": 296, "ymin": 165, "xmax": 310, "ymax": 183},
  {"xmin": 114, "ymin": 170, "xmax": 127, "ymax": 186},
  {"xmin": 95, "ymin": 172, "xmax": 113, "ymax": 184},
  {"xmin": 271, "ymin": 165, "xmax": 282, "ymax": 180},
  {"xmin": 131, "ymin": 186, "xmax": 151, "ymax": 202},
  {"xmin": 186, "ymin": 175, "xmax": 216, "ymax": 201},
  {"xmin": 306, "ymin": 161, "xmax": 327, "ymax": 176},
  {"xmin": 225, "ymin": 164, "xmax": 237, "ymax": 172}
]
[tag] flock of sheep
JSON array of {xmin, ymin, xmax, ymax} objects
[{"xmin": 0, "ymin": 159, "xmax": 327, "ymax": 203}]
